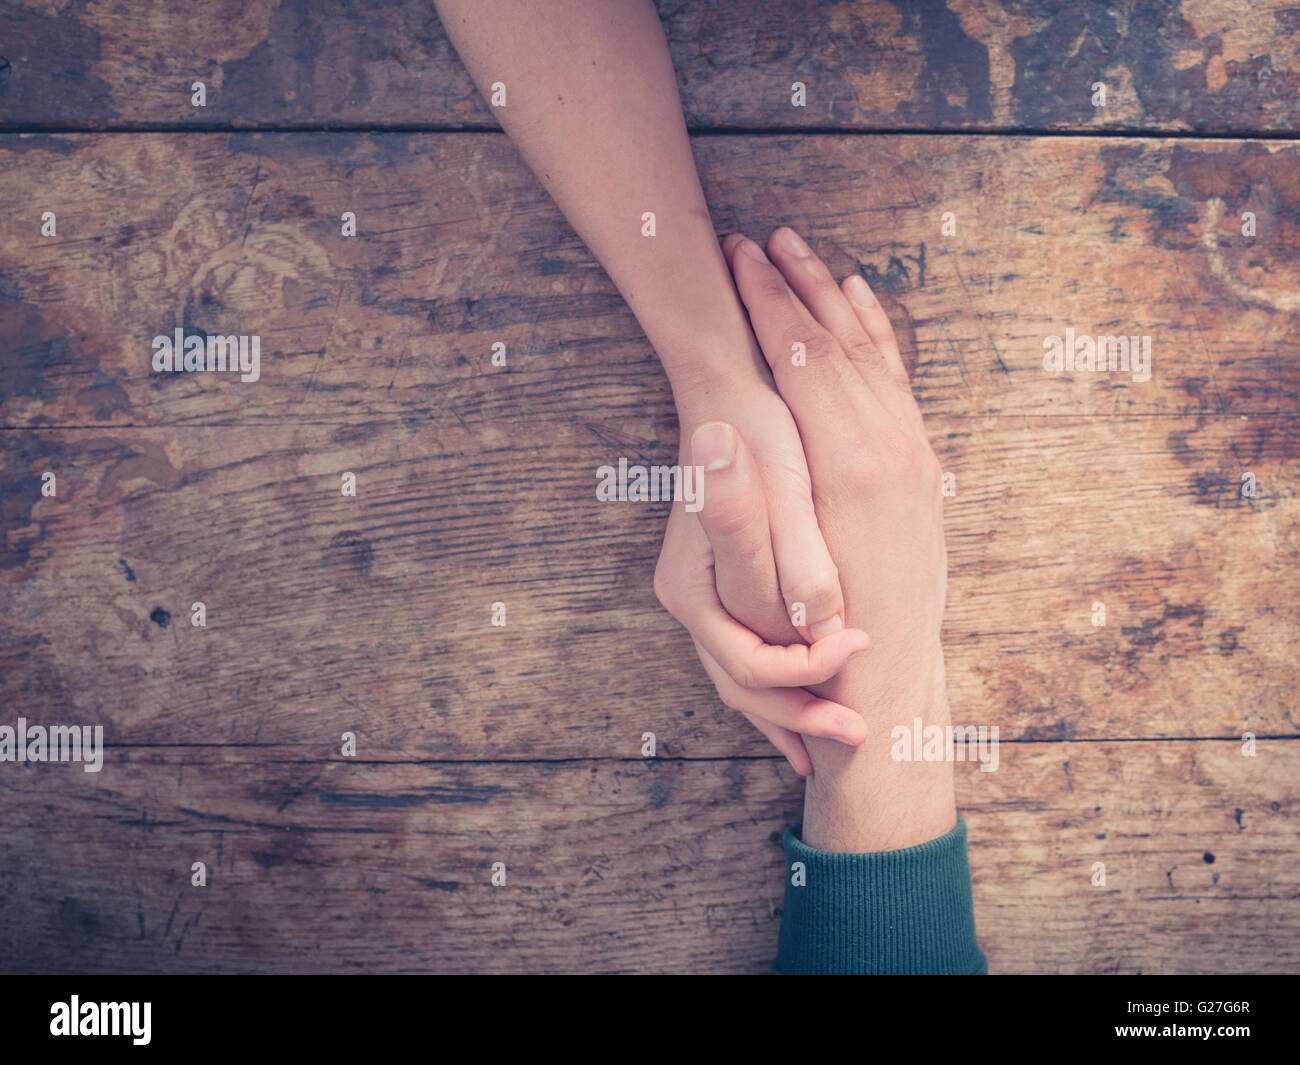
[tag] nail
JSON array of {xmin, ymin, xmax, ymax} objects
[
  {"xmin": 808, "ymin": 615, "xmax": 844, "ymax": 641},
  {"xmin": 691, "ymin": 421, "xmax": 736, "ymax": 472},
  {"xmin": 845, "ymin": 274, "xmax": 876, "ymax": 308},
  {"xmin": 739, "ymin": 239, "xmax": 769, "ymax": 263},
  {"xmin": 774, "ymin": 227, "xmax": 812, "ymax": 258}
]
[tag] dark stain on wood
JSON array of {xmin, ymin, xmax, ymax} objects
[
  {"xmin": 0, "ymin": 431, "xmax": 66, "ymax": 570},
  {"xmin": 327, "ymin": 530, "xmax": 374, "ymax": 582},
  {"xmin": 1, "ymin": 2, "xmax": 1296, "ymax": 132},
  {"xmin": 892, "ymin": 0, "xmax": 992, "ymax": 124}
]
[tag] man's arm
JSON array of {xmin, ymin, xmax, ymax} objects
[
  {"xmin": 721, "ymin": 228, "xmax": 957, "ymax": 848},
  {"xmin": 704, "ymin": 229, "xmax": 984, "ymax": 972}
]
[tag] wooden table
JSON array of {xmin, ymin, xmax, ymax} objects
[{"xmin": 1, "ymin": 0, "xmax": 1296, "ymax": 973}]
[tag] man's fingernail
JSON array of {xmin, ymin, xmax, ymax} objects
[
  {"xmin": 739, "ymin": 239, "xmax": 769, "ymax": 263},
  {"xmin": 775, "ymin": 227, "xmax": 811, "ymax": 258},
  {"xmin": 809, "ymin": 615, "xmax": 844, "ymax": 641},
  {"xmin": 691, "ymin": 421, "xmax": 736, "ymax": 472},
  {"xmin": 845, "ymin": 274, "xmax": 876, "ymax": 308}
]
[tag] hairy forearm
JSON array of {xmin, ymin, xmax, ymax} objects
[
  {"xmin": 434, "ymin": 0, "xmax": 760, "ymax": 392},
  {"xmin": 802, "ymin": 655, "xmax": 958, "ymax": 853}
]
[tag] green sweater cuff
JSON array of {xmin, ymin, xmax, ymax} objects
[{"xmin": 773, "ymin": 817, "xmax": 987, "ymax": 975}]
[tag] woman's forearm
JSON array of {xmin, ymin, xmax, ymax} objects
[
  {"xmin": 439, "ymin": 2, "xmax": 862, "ymax": 747},
  {"xmin": 434, "ymin": 0, "xmax": 761, "ymax": 392}
]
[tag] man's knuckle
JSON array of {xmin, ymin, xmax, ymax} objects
[
  {"xmin": 802, "ymin": 331, "xmax": 838, "ymax": 366},
  {"xmin": 758, "ymin": 273, "xmax": 791, "ymax": 302},
  {"xmin": 847, "ymin": 337, "xmax": 884, "ymax": 367}
]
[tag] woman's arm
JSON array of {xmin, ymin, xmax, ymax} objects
[
  {"xmin": 434, "ymin": 0, "xmax": 756, "ymax": 390},
  {"xmin": 435, "ymin": 0, "xmax": 865, "ymax": 746}
]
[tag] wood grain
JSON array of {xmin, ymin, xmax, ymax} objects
[
  {"xmin": 2, "ymin": 3, "xmax": 1297, "ymax": 976},
  {"xmin": 0, "ymin": 1, "xmax": 1296, "ymax": 133},
  {"xmin": 1, "ymin": 416, "xmax": 1294, "ymax": 752},
  {"xmin": 0, "ymin": 133, "xmax": 1296, "ymax": 430},
  {"xmin": 1, "ymin": 742, "xmax": 1293, "ymax": 973}
]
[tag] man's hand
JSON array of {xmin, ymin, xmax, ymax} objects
[{"xmin": 717, "ymin": 227, "xmax": 957, "ymax": 853}]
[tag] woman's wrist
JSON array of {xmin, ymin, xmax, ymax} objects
[
  {"xmin": 660, "ymin": 330, "xmax": 771, "ymax": 426},
  {"xmin": 635, "ymin": 244, "xmax": 770, "ymax": 398}
]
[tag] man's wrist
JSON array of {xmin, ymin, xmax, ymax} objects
[{"xmin": 802, "ymin": 661, "xmax": 958, "ymax": 853}]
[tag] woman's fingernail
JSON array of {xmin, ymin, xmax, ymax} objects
[
  {"xmin": 845, "ymin": 274, "xmax": 876, "ymax": 308},
  {"xmin": 809, "ymin": 615, "xmax": 844, "ymax": 641},
  {"xmin": 775, "ymin": 227, "xmax": 811, "ymax": 258},
  {"xmin": 691, "ymin": 421, "xmax": 736, "ymax": 472},
  {"xmin": 739, "ymin": 239, "xmax": 769, "ymax": 263}
]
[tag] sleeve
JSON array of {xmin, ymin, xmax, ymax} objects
[{"xmin": 772, "ymin": 816, "xmax": 987, "ymax": 974}]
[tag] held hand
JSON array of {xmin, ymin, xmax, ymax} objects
[
  {"xmin": 668, "ymin": 364, "xmax": 853, "ymax": 647},
  {"xmin": 655, "ymin": 314, "xmax": 877, "ymax": 771},
  {"xmin": 655, "ymin": 432, "xmax": 870, "ymax": 774}
]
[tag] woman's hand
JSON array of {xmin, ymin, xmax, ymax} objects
[
  {"xmin": 668, "ymin": 361, "xmax": 853, "ymax": 646},
  {"xmin": 655, "ymin": 422, "xmax": 870, "ymax": 775}
]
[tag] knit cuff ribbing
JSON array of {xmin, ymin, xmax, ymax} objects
[{"xmin": 773, "ymin": 817, "xmax": 987, "ymax": 975}]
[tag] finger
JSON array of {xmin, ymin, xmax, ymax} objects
[
  {"xmin": 670, "ymin": 560, "xmax": 869, "ymax": 689},
  {"xmin": 764, "ymin": 479, "xmax": 848, "ymax": 643},
  {"xmin": 680, "ymin": 405, "xmax": 844, "ymax": 644},
  {"xmin": 741, "ymin": 710, "xmax": 813, "ymax": 776},
  {"xmin": 719, "ymin": 238, "xmax": 863, "ymax": 638},
  {"xmin": 766, "ymin": 227, "xmax": 893, "ymax": 381},
  {"xmin": 724, "ymin": 235, "xmax": 859, "ymax": 426},
  {"xmin": 841, "ymin": 272, "xmax": 909, "ymax": 386},
  {"xmin": 690, "ymin": 420, "xmax": 785, "ymax": 635},
  {"xmin": 720, "ymin": 232, "xmax": 747, "ymax": 259},
  {"xmin": 695, "ymin": 641, "xmax": 867, "ymax": 749}
]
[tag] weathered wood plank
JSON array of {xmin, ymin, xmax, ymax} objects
[
  {"xmin": 2, "ymin": 417, "xmax": 1293, "ymax": 752},
  {"xmin": 1, "ymin": 133, "xmax": 1295, "ymax": 428},
  {"xmin": 0, "ymin": 742, "xmax": 1293, "ymax": 973},
  {"xmin": 0, "ymin": 1, "xmax": 1296, "ymax": 133}
]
